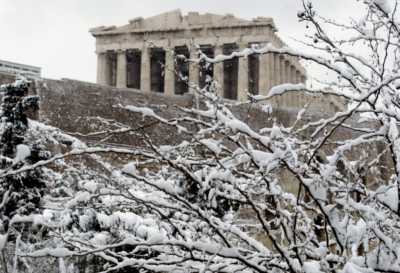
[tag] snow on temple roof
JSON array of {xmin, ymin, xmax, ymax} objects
[{"xmin": 90, "ymin": 9, "xmax": 276, "ymax": 36}]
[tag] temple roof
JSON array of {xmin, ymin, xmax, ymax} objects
[{"xmin": 90, "ymin": 9, "xmax": 276, "ymax": 36}]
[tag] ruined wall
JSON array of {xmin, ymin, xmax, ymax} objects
[
  {"xmin": 36, "ymin": 79, "xmax": 194, "ymax": 147},
  {"xmin": 35, "ymin": 78, "xmax": 345, "ymax": 147},
  {"xmin": 36, "ymin": 79, "xmax": 286, "ymax": 147}
]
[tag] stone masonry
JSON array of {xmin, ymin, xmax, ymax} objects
[{"xmin": 90, "ymin": 10, "xmax": 307, "ymax": 104}]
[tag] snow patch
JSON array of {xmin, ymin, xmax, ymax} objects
[
  {"xmin": 268, "ymin": 83, "xmax": 306, "ymax": 97},
  {"xmin": 122, "ymin": 162, "xmax": 137, "ymax": 175},
  {"xmin": 373, "ymin": 0, "xmax": 392, "ymax": 13},
  {"xmin": 199, "ymin": 139, "xmax": 222, "ymax": 154},
  {"xmin": 376, "ymin": 185, "xmax": 398, "ymax": 211},
  {"xmin": 303, "ymin": 261, "xmax": 323, "ymax": 273},
  {"xmin": 0, "ymin": 234, "xmax": 7, "ymax": 251},
  {"xmin": 14, "ymin": 144, "xmax": 30, "ymax": 163}
]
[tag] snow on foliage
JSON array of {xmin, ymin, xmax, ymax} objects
[
  {"xmin": 251, "ymin": 83, "xmax": 306, "ymax": 101},
  {"xmin": 371, "ymin": 0, "xmax": 392, "ymax": 13},
  {"xmin": 13, "ymin": 144, "xmax": 31, "ymax": 163}
]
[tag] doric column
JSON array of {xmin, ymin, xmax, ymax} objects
[
  {"xmin": 294, "ymin": 70, "xmax": 303, "ymax": 106},
  {"xmin": 290, "ymin": 65, "xmax": 297, "ymax": 84},
  {"xmin": 278, "ymin": 59, "xmax": 291, "ymax": 108},
  {"xmin": 213, "ymin": 44, "xmax": 224, "ymax": 97},
  {"xmin": 279, "ymin": 58, "xmax": 285, "ymax": 84},
  {"xmin": 107, "ymin": 51, "xmax": 117, "ymax": 87},
  {"xmin": 116, "ymin": 50, "xmax": 127, "ymax": 88},
  {"xmin": 274, "ymin": 54, "xmax": 282, "ymax": 85},
  {"xmin": 140, "ymin": 45, "xmax": 150, "ymax": 92},
  {"xmin": 266, "ymin": 53, "xmax": 275, "ymax": 92},
  {"xmin": 296, "ymin": 71, "xmax": 301, "ymax": 83},
  {"xmin": 97, "ymin": 53, "xmax": 108, "ymax": 85},
  {"xmin": 164, "ymin": 49, "xmax": 175, "ymax": 96},
  {"xmin": 290, "ymin": 66, "xmax": 299, "ymax": 108},
  {"xmin": 189, "ymin": 46, "xmax": 199, "ymax": 92},
  {"xmin": 301, "ymin": 75, "xmax": 307, "ymax": 106},
  {"xmin": 284, "ymin": 60, "xmax": 291, "ymax": 84},
  {"xmin": 269, "ymin": 55, "xmax": 283, "ymax": 108},
  {"xmin": 259, "ymin": 51, "xmax": 269, "ymax": 96},
  {"xmin": 237, "ymin": 43, "xmax": 249, "ymax": 102}
]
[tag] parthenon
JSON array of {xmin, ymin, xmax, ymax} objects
[{"xmin": 90, "ymin": 10, "xmax": 307, "ymax": 102}]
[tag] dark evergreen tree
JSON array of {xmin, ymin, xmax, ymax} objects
[{"xmin": 0, "ymin": 81, "xmax": 48, "ymax": 233}]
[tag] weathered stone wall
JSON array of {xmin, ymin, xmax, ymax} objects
[
  {"xmin": 33, "ymin": 78, "xmax": 385, "ymax": 188},
  {"xmin": 35, "ymin": 78, "xmax": 315, "ymax": 198},
  {"xmin": 35, "ymin": 78, "xmax": 345, "ymax": 147},
  {"xmin": 36, "ymin": 79, "xmax": 194, "ymax": 147}
]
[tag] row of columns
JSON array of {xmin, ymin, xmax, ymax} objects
[{"xmin": 96, "ymin": 43, "xmax": 306, "ymax": 101}]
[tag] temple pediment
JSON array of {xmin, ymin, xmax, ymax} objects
[{"xmin": 90, "ymin": 10, "xmax": 275, "ymax": 35}]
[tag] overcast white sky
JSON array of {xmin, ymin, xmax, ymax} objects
[{"xmin": 0, "ymin": 0, "xmax": 363, "ymax": 82}]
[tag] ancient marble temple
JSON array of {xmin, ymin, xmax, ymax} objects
[{"xmin": 90, "ymin": 10, "xmax": 307, "ymax": 102}]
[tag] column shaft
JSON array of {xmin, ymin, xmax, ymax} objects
[
  {"xmin": 273, "ymin": 54, "xmax": 282, "ymax": 85},
  {"xmin": 259, "ymin": 52, "xmax": 268, "ymax": 96},
  {"xmin": 140, "ymin": 46, "xmax": 150, "ymax": 92},
  {"xmin": 267, "ymin": 53, "xmax": 275, "ymax": 92},
  {"xmin": 269, "ymin": 54, "xmax": 279, "ymax": 107},
  {"xmin": 213, "ymin": 45, "xmax": 224, "ymax": 97},
  {"xmin": 296, "ymin": 71, "xmax": 301, "ymax": 83},
  {"xmin": 237, "ymin": 43, "xmax": 249, "ymax": 102},
  {"xmin": 284, "ymin": 60, "xmax": 291, "ymax": 84},
  {"xmin": 298, "ymin": 69, "xmax": 306, "ymax": 107},
  {"xmin": 279, "ymin": 58, "xmax": 286, "ymax": 85},
  {"xmin": 116, "ymin": 51, "xmax": 127, "ymax": 88},
  {"xmin": 284, "ymin": 61, "xmax": 292, "ymax": 107},
  {"xmin": 189, "ymin": 47, "xmax": 200, "ymax": 92},
  {"xmin": 290, "ymin": 65, "xmax": 297, "ymax": 84},
  {"xmin": 97, "ymin": 53, "xmax": 108, "ymax": 85},
  {"xmin": 164, "ymin": 49, "xmax": 175, "ymax": 96}
]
